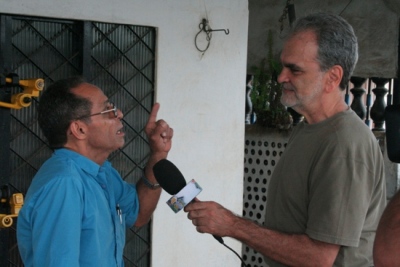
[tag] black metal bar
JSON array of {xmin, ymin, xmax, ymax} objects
[
  {"xmin": 387, "ymin": 79, "xmax": 393, "ymax": 106},
  {"xmin": 81, "ymin": 21, "xmax": 92, "ymax": 80},
  {"xmin": 394, "ymin": 19, "xmax": 400, "ymax": 105},
  {"xmin": 0, "ymin": 14, "xmax": 13, "ymax": 267},
  {"xmin": 394, "ymin": 79, "xmax": 400, "ymax": 105},
  {"xmin": 365, "ymin": 79, "xmax": 372, "ymax": 127}
]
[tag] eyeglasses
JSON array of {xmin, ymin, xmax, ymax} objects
[{"xmin": 78, "ymin": 102, "xmax": 118, "ymax": 120}]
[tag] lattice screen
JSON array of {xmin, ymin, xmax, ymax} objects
[{"xmin": 242, "ymin": 127, "xmax": 290, "ymax": 267}]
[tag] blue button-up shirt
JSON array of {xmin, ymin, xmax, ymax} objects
[{"xmin": 17, "ymin": 149, "xmax": 139, "ymax": 267}]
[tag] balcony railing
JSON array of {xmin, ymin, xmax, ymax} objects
[{"xmin": 346, "ymin": 77, "xmax": 398, "ymax": 131}]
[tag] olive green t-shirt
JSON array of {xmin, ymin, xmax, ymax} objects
[{"xmin": 264, "ymin": 109, "xmax": 386, "ymax": 267}]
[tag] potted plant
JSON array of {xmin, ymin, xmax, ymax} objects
[{"xmin": 250, "ymin": 31, "xmax": 294, "ymax": 130}]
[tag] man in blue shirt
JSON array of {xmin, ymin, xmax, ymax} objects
[{"xmin": 17, "ymin": 76, "xmax": 173, "ymax": 267}]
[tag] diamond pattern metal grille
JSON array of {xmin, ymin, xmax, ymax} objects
[{"xmin": 0, "ymin": 14, "xmax": 155, "ymax": 267}]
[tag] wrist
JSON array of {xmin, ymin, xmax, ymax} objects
[{"xmin": 141, "ymin": 174, "xmax": 161, "ymax": 190}]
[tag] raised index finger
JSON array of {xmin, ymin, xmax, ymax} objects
[{"xmin": 147, "ymin": 102, "xmax": 160, "ymax": 124}]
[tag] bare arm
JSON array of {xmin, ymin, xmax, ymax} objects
[
  {"xmin": 134, "ymin": 103, "xmax": 173, "ymax": 227},
  {"xmin": 184, "ymin": 200, "xmax": 339, "ymax": 267},
  {"xmin": 374, "ymin": 190, "xmax": 400, "ymax": 267}
]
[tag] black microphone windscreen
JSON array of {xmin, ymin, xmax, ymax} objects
[
  {"xmin": 153, "ymin": 159, "xmax": 187, "ymax": 194},
  {"xmin": 385, "ymin": 105, "xmax": 400, "ymax": 163},
  {"xmin": 153, "ymin": 159, "xmax": 225, "ymax": 244}
]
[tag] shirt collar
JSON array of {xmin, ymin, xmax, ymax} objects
[{"xmin": 54, "ymin": 148, "xmax": 111, "ymax": 176}]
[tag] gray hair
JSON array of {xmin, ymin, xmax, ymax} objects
[{"xmin": 289, "ymin": 13, "xmax": 358, "ymax": 90}]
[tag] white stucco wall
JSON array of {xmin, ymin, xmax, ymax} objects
[{"xmin": 1, "ymin": 1, "xmax": 248, "ymax": 266}]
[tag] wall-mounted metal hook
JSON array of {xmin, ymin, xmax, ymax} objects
[
  {"xmin": 207, "ymin": 28, "xmax": 230, "ymax": 35},
  {"xmin": 195, "ymin": 18, "xmax": 229, "ymax": 54},
  {"xmin": 199, "ymin": 18, "xmax": 229, "ymax": 35}
]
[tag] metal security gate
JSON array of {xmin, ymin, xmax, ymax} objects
[{"xmin": 0, "ymin": 14, "xmax": 156, "ymax": 267}]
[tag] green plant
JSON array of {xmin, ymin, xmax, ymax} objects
[{"xmin": 250, "ymin": 31, "xmax": 292, "ymax": 129}]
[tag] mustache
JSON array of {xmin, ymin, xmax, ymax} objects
[{"xmin": 282, "ymin": 83, "xmax": 295, "ymax": 91}]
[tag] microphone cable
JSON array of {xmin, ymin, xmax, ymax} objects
[{"xmin": 215, "ymin": 237, "xmax": 249, "ymax": 267}]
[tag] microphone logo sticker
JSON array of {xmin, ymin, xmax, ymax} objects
[{"xmin": 166, "ymin": 179, "xmax": 202, "ymax": 213}]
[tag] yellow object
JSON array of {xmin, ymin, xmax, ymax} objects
[
  {"xmin": 0, "ymin": 78, "xmax": 44, "ymax": 109},
  {"xmin": 0, "ymin": 214, "xmax": 17, "ymax": 228},
  {"xmin": 10, "ymin": 193, "xmax": 24, "ymax": 215},
  {"xmin": 0, "ymin": 193, "xmax": 24, "ymax": 228}
]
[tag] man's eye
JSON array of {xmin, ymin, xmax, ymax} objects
[{"xmin": 291, "ymin": 68, "xmax": 302, "ymax": 74}]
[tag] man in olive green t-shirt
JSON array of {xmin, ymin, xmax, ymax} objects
[{"xmin": 185, "ymin": 13, "xmax": 386, "ymax": 267}]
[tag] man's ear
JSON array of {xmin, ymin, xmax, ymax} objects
[
  {"xmin": 325, "ymin": 65, "xmax": 343, "ymax": 92},
  {"xmin": 69, "ymin": 120, "xmax": 88, "ymax": 140}
]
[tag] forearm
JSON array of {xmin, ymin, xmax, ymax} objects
[
  {"xmin": 134, "ymin": 181, "xmax": 161, "ymax": 226},
  {"xmin": 134, "ymin": 152, "xmax": 166, "ymax": 226},
  {"xmin": 229, "ymin": 216, "xmax": 338, "ymax": 267}
]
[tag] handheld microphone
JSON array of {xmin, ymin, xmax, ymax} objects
[
  {"xmin": 153, "ymin": 158, "xmax": 186, "ymax": 195},
  {"xmin": 153, "ymin": 159, "xmax": 224, "ymax": 244}
]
